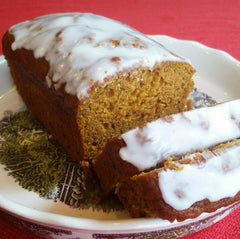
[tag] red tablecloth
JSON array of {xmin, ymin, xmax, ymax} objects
[{"xmin": 1, "ymin": 0, "xmax": 240, "ymax": 238}]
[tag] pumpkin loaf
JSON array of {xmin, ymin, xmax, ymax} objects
[
  {"xmin": 2, "ymin": 13, "xmax": 195, "ymax": 162},
  {"xmin": 116, "ymin": 139, "xmax": 240, "ymax": 222},
  {"xmin": 93, "ymin": 99, "xmax": 240, "ymax": 194}
]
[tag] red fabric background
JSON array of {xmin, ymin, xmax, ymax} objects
[{"xmin": 1, "ymin": 0, "xmax": 240, "ymax": 238}]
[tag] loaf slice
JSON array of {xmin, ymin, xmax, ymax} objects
[
  {"xmin": 2, "ymin": 13, "xmax": 195, "ymax": 162},
  {"xmin": 93, "ymin": 99, "xmax": 240, "ymax": 194},
  {"xmin": 116, "ymin": 139, "xmax": 240, "ymax": 222}
]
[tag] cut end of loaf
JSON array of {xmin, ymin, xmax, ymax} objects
[{"xmin": 79, "ymin": 61, "xmax": 195, "ymax": 160}]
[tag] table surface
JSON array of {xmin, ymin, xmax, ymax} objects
[{"xmin": 1, "ymin": 0, "xmax": 240, "ymax": 238}]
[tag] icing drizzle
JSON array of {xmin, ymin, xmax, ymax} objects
[
  {"xmin": 9, "ymin": 13, "xmax": 185, "ymax": 100},
  {"xmin": 119, "ymin": 99, "xmax": 240, "ymax": 171},
  {"xmin": 158, "ymin": 140, "xmax": 240, "ymax": 210}
]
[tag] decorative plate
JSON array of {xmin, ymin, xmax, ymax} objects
[{"xmin": 1, "ymin": 35, "xmax": 240, "ymax": 239}]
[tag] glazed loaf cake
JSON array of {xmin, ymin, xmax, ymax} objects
[
  {"xmin": 116, "ymin": 139, "xmax": 240, "ymax": 222},
  {"xmin": 2, "ymin": 13, "xmax": 195, "ymax": 162},
  {"xmin": 93, "ymin": 99, "xmax": 240, "ymax": 194}
]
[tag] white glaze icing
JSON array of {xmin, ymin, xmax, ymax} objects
[
  {"xmin": 119, "ymin": 99, "xmax": 240, "ymax": 171},
  {"xmin": 9, "ymin": 13, "xmax": 185, "ymax": 99},
  {"xmin": 158, "ymin": 140, "xmax": 240, "ymax": 210}
]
